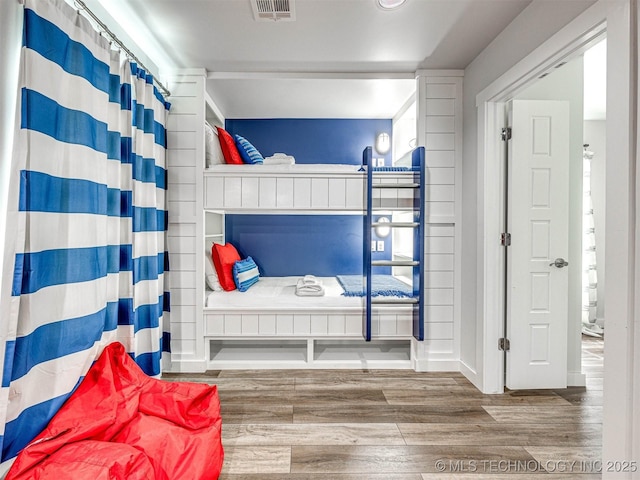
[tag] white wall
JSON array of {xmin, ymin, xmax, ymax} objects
[
  {"xmin": 67, "ymin": 0, "xmax": 165, "ymax": 81},
  {"xmin": 460, "ymin": 0, "xmax": 596, "ymax": 384},
  {"xmin": 392, "ymin": 96, "xmax": 417, "ymax": 164},
  {"xmin": 515, "ymin": 56, "xmax": 585, "ymax": 385},
  {"xmin": 0, "ymin": 2, "xmax": 24, "ymax": 476},
  {"xmin": 414, "ymin": 72, "xmax": 463, "ymax": 371},
  {"xmin": 583, "ymin": 119, "xmax": 606, "ymax": 323},
  {"xmin": 0, "ymin": 0, "xmax": 23, "ymax": 292}
]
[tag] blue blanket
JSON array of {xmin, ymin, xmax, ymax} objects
[{"xmin": 336, "ymin": 275, "xmax": 413, "ymax": 297}]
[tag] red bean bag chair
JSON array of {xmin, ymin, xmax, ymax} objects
[{"xmin": 6, "ymin": 342, "xmax": 223, "ymax": 480}]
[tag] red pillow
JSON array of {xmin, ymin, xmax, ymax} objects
[
  {"xmin": 211, "ymin": 243, "xmax": 241, "ymax": 291},
  {"xmin": 216, "ymin": 127, "xmax": 243, "ymax": 165}
]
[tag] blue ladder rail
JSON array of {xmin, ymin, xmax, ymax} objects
[{"xmin": 362, "ymin": 146, "xmax": 425, "ymax": 342}]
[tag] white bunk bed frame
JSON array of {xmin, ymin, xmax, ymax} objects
[{"xmin": 202, "ymin": 161, "xmax": 423, "ymax": 369}]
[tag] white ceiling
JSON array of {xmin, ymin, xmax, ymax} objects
[
  {"xmin": 103, "ymin": 0, "xmax": 535, "ymax": 118},
  {"xmin": 207, "ymin": 76, "xmax": 417, "ymax": 118}
]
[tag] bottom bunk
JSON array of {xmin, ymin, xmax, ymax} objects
[{"xmin": 203, "ymin": 276, "xmax": 416, "ymax": 369}]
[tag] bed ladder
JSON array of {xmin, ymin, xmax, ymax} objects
[{"xmin": 362, "ymin": 146, "xmax": 426, "ymax": 342}]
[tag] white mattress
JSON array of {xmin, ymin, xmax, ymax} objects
[{"xmin": 205, "ymin": 276, "xmax": 363, "ymax": 310}]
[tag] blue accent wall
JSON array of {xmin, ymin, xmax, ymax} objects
[
  {"xmin": 226, "ymin": 214, "xmax": 391, "ymax": 277},
  {"xmin": 226, "ymin": 215, "xmax": 362, "ymax": 276},
  {"xmin": 225, "ymin": 118, "xmax": 392, "ymax": 165},
  {"xmin": 223, "ymin": 118, "xmax": 393, "ymax": 277}
]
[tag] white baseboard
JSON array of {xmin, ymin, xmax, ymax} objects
[
  {"xmin": 413, "ymin": 358, "xmax": 460, "ymax": 372},
  {"xmin": 165, "ymin": 358, "xmax": 207, "ymax": 373},
  {"xmin": 459, "ymin": 359, "xmax": 480, "ymax": 389},
  {"xmin": 567, "ymin": 370, "xmax": 586, "ymax": 387}
]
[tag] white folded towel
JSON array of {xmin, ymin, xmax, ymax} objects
[
  {"xmin": 264, "ymin": 153, "xmax": 295, "ymax": 165},
  {"xmin": 301, "ymin": 274, "xmax": 322, "ymax": 285},
  {"xmin": 295, "ymin": 276, "xmax": 325, "ymax": 296}
]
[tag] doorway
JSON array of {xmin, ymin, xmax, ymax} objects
[
  {"xmin": 475, "ymin": 0, "xmax": 637, "ymax": 467},
  {"xmin": 503, "ymin": 38, "xmax": 606, "ymax": 390}
]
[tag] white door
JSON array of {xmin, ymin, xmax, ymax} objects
[{"xmin": 506, "ymin": 99, "xmax": 570, "ymax": 389}]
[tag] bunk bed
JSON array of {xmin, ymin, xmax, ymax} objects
[
  {"xmin": 203, "ymin": 163, "xmax": 365, "ymax": 212},
  {"xmin": 201, "ymin": 147, "xmax": 425, "ymax": 368}
]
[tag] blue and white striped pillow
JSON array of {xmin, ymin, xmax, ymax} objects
[
  {"xmin": 233, "ymin": 256, "xmax": 260, "ymax": 292},
  {"xmin": 234, "ymin": 134, "xmax": 264, "ymax": 164}
]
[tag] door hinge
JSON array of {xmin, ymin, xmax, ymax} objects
[
  {"xmin": 500, "ymin": 232, "xmax": 511, "ymax": 246},
  {"xmin": 498, "ymin": 338, "xmax": 510, "ymax": 352},
  {"xmin": 501, "ymin": 127, "xmax": 512, "ymax": 141}
]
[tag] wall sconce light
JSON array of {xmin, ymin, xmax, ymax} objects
[
  {"xmin": 376, "ymin": 132, "xmax": 390, "ymax": 155},
  {"xmin": 375, "ymin": 216, "xmax": 391, "ymax": 237}
]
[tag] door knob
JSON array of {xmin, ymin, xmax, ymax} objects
[{"xmin": 549, "ymin": 258, "xmax": 569, "ymax": 268}]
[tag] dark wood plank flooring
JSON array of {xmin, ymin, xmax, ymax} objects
[{"xmin": 163, "ymin": 335, "xmax": 604, "ymax": 478}]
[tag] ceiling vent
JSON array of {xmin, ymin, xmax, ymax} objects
[{"xmin": 251, "ymin": 0, "xmax": 295, "ymax": 21}]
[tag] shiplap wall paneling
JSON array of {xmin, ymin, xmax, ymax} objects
[
  {"xmin": 166, "ymin": 71, "xmax": 207, "ymax": 371},
  {"xmin": 204, "ymin": 173, "xmax": 365, "ymax": 211},
  {"xmin": 203, "ymin": 312, "xmax": 411, "ymax": 339},
  {"xmin": 413, "ymin": 71, "xmax": 463, "ymax": 370}
]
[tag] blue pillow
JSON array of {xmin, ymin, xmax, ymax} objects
[
  {"xmin": 234, "ymin": 134, "xmax": 264, "ymax": 164},
  {"xmin": 233, "ymin": 256, "xmax": 260, "ymax": 292}
]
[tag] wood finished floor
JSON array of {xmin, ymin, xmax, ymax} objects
[{"xmin": 163, "ymin": 335, "xmax": 604, "ymax": 479}]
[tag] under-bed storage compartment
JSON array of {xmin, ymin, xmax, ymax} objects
[
  {"xmin": 313, "ymin": 339, "xmax": 411, "ymax": 363},
  {"xmin": 207, "ymin": 338, "xmax": 412, "ymax": 369},
  {"xmin": 209, "ymin": 339, "xmax": 309, "ymax": 365}
]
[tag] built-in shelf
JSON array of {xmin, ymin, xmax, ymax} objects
[
  {"xmin": 313, "ymin": 339, "xmax": 411, "ymax": 364},
  {"xmin": 209, "ymin": 340, "xmax": 308, "ymax": 364},
  {"xmin": 207, "ymin": 338, "xmax": 412, "ymax": 369}
]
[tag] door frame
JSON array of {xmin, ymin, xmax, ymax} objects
[
  {"xmin": 477, "ymin": 1, "xmax": 607, "ymax": 393},
  {"xmin": 475, "ymin": 0, "xmax": 638, "ymax": 471}
]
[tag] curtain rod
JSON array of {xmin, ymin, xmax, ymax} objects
[{"xmin": 73, "ymin": 0, "xmax": 171, "ymax": 97}]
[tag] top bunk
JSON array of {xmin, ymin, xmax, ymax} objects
[
  {"xmin": 204, "ymin": 163, "xmax": 365, "ymax": 212},
  {"xmin": 203, "ymin": 148, "xmax": 425, "ymax": 213}
]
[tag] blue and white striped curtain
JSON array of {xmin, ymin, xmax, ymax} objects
[{"xmin": 0, "ymin": 0, "xmax": 171, "ymax": 462}]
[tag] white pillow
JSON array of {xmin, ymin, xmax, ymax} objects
[
  {"xmin": 204, "ymin": 122, "xmax": 224, "ymax": 167},
  {"xmin": 205, "ymin": 248, "xmax": 223, "ymax": 291}
]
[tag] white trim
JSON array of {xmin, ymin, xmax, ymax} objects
[
  {"xmin": 475, "ymin": 1, "xmax": 611, "ymax": 394},
  {"xmin": 413, "ymin": 359, "xmax": 461, "ymax": 372},
  {"xmin": 633, "ymin": 0, "xmax": 640, "ymax": 462},
  {"xmin": 459, "ymin": 359, "xmax": 479, "ymax": 388},
  {"xmin": 476, "ymin": 99, "xmax": 507, "ymax": 394},
  {"xmin": 163, "ymin": 67, "xmax": 207, "ymax": 77},
  {"xmin": 415, "ymin": 69, "xmax": 464, "ymax": 78},
  {"xmin": 207, "ymin": 71, "xmax": 416, "ymax": 80},
  {"xmin": 567, "ymin": 371, "xmax": 586, "ymax": 387},
  {"xmin": 476, "ymin": 5, "xmax": 607, "ymax": 105},
  {"xmin": 207, "ymin": 70, "xmax": 463, "ymax": 81},
  {"xmin": 453, "ymin": 76, "xmax": 464, "ymax": 371},
  {"xmin": 165, "ymin": 358, "xmax": 208, "ymax": 373},
  {"xmin": 601, "ymin": 1, "xmax": 636, "ymax": 473}
]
